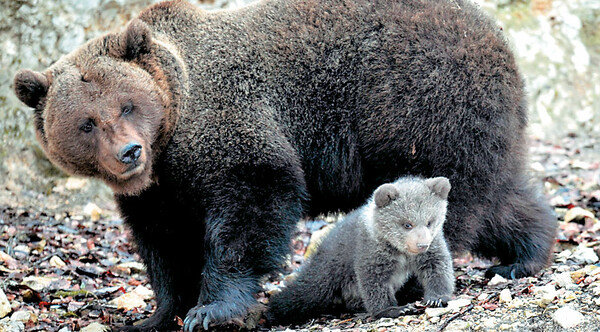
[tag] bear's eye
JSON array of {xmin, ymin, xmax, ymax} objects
[
  {"xmin": 403, "ymin": 222, "xmax": 413, "ymax": 229},
  {"xmin": 427, "ymin": 219, "xmax": 434, "ymax": 227},
  {"xmin": 80, "ymin": 118, "xmax": 95, "ymax": 133},
  {"xmin": 121, "ymin": 102, "xmax": 134, "ymax": 115}
]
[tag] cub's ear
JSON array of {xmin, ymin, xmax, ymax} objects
[
  {"xmin": 425, "ymin": 177, "xmax": 451, "ymax": 200},
  {"xmin": 374, "ymin": 183, "xmax": 399, "ymax": 208},
  {"xmin": 13, "ymin": 69, "xmax": 49, "ymax": 109},
  {"xmin": 122, "ymin": 19, "xmax": 153, "ymax": 60}
]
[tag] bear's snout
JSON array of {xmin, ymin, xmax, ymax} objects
[{"xmin": 118, "ymin": 142, "xmax": 142, "ymax": 164}]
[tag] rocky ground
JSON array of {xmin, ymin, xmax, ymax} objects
[{"xmin": 0, "ymin": 133, "xmax": 599, "ymax": 332}]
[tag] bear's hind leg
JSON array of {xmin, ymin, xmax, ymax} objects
[{"xmin": 480, "ymin": 182, "xmax": 557, "ymax": 279}]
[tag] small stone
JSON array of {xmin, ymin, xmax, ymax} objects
[
  {"xmin": 488, "ymin": 274, "xmax": 508, "ymax": 286},
  {"xmin": 447, "ymin": 298, "xmax": 472, "ymax": 311},
  {"xmin": 115, "ymin": 262, "xmax": 146, "ymax": 273},
  {"xmin": 0, "ymin": 289, "xmax": 11, "ymax": 318},
  {"xmin": 10, "ymin": 310, "xmax": 37, "ymax": 324},
  {"xmin": 425, "ymin": 307, "xmax": 451, "ymax": 318},
  {"xmin": 65, "ymin": 177, "xmax": 87, "ymax": 191},
  {"xmin": 80, "ymin": 322, "xmax": 109, "ymax": 332},
  {"xmin": 132, "ymin": 285, "xmax": 153, "ymax": 300},
  {"xmin": 498, "ymin": 289, "xmax": 512, "ymax": 303},
  {"xmin": 564, "ymin": 207, "xmax": 595, "ymax": 223},
  {"xmin": 553, "ymin": 307, "xmax": 584, "ymax": 329},
  {"xmin": 561, "ymin": 291, "xmax": 577, "ymax": 303},
  {"xmin": 109, "ymin": 292, "xmax": 146, "ymax": 311},
  {"xmin": 554, "ymin": 272, "xmax": 574, "ymax": 288},
  {"xmin": 49, "ymin": 256, "xmax": 67, "ymax": 268},
  {"xmin": 499, "ymin": 323, "xmax": 512, "ymax": 330},
  {"xmin": 0, "ymin": 319, "xmax": 24, "ymax": 332},
  {"xmin": 430, "ymin": 316, "xmax": 440, "ymax": 323},
  {"xmin": 83, "ymin": 202, "xmax": 102, "ymax": 222},
  {"xmin": 570, "ymin": 246, "xmax": 599, "ymax": 264},
  {"xmin": 533, "ymin": 284, "xmax": 557, "ymax": 307},
  {"xmin": 507, "ymin": 298, "xmax": 524, "ymax": 309},
  {"xmin": 21, "ymin": 276, "xmax": 53, "ymax": 292},
  {"xmin": 477, "ymin": 293, "xmax": 489, "ymax": 301}
]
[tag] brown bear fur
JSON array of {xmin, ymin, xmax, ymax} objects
[{"xmin": 13, "ymin": 0, "xmax": 556, "ymax": 330}]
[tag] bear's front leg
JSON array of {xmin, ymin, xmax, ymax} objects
[
  {"xmin": 183, "ymin": 163, "xmax": 305, "ymax": 331},
  {"xmin": 415, "ymin": 236, "xmax": 455, "ymax": 307},
  {"xmin": 354, "ymin": 248, "xmax": 401, "ymax": 316},
  {"xmin": 117, "ymin": 187, "xmax": 201, "ymax": 331}
]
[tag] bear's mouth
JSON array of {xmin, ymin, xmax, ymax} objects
[{"xmin": 120, "ymin": 162, "xmax": 146, "ymax": 179}]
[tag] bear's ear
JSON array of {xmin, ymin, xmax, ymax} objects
[
  {"xmin": 374, "ymin": 183, "xmax": 399, "ymax": 208},
  {"xmin": 13, "ymin": 69, "xmax": 49, "ymax": 109},
  {"xmin": 425, "ymin": 177, "xmax": 451, "ymax": 200},
  {"xmin": 122, "ymin": 19, "xmax": 153, "ymax": 60}
]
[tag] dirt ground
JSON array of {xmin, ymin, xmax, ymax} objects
[{"xmin": 1, "ymin": 133, "xmax": 599, "ymax": 331}]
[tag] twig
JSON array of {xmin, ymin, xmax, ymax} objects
[
  {"xmin": 436, "ymin": 303, "xmax": 474, "ymax": 332},
  {"xmin": 437, "ymin": 292, "xmax": 498, "ymax": 332}
]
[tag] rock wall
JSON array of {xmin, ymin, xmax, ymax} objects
[{"xmin": 1, "ymin": 0, "xmax": 598, "ymax": 198}]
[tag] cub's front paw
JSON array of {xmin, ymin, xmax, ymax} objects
[
  {"xmin": 183, "ymin": 301, "xmax": 245, "ymax": 331},
  {"xmin": 423, "ymin": 295, "xmax": 451, "ymax": 307}
]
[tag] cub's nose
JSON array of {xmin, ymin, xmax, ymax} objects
[
  {"xmin": 118, "ymin": 143, "xmax": 142, "ymax": 164},
  {"xmin": 416, "ymin": 243, "xmax": 429, "ymax": 253}
]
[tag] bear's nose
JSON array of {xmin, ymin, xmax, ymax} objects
[{"xmin": 118, "ymin": 143, "xmax": 142, "ymax": 164}]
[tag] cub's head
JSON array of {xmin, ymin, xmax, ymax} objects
[
  {"xmin": 371, "ymin": 177, "xmax": 451, "ymax": 255},
  {"xmin": 13, "ymin": 19, "xmax": 175, "ymax": 195}
]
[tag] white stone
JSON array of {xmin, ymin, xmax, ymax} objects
[
  {"xmin": 80, "ymin": 322, "xmax": 109, "ymax": 332},
  {"xmin": 0, "ymin": 289, "xmax": 11, "ymax": 319},
  {"xmin": 499, "ymin": 289, "xmax": 512, "ymax": 303},
  {"xmin": 553, "ymin": 272, "xmax": 574, "ymax": 288},
  {"xmin": 425, "ymin": 307, "xmax": 451, "ymax": 318},
  {"xmin": 488, "ymin": 274, "xmax": 508, "ymax": 286},
  {"xmin": 447, "ymin": 298, "xmax": 472, "ymax": 311},
  {"xmin": 571, "ymin": 246, "xmax": 599, "ymax": 264},
  {"xmin": 553, "ymin": 307, "xmax": 584, "ymax": 329},
  {"xmin": 49, "ymin": 256, "xmax": 67, "ymax": 268}
]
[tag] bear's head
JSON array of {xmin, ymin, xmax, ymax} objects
[
  {"xmin": 372, "ymin": 177, "xmax": 451, "ymax": 255},
  {"xmin": 13, "ymin": 19, "xmax": 179, "ymax": 195}
]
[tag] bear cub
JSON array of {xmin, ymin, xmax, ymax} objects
[{"xmin": 268, "ymin": 176, "xmax": 455, "ymax": 325}]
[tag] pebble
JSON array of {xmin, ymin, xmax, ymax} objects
[
  {"xmin": 49, "ymin": 256, "xmax": 67, "ymax": 268},
  {"xmin": 0, "ymin": 289, "xmax": 11, "ymax": 319},
  {"xmin": 64, "ymin": 177, "xmax": 88, "ymax": 191},
  {"xmin": 553, "ymin": 306, "xmax": 584, "ymax": 328},
  {"xmin": 132, "ymin": 285, "xmax": 153, "ymax": 300},
  {"xmin": 488, "ymin": 274, "xmax": 508, "ymax": 286},
  {"xmin": 477, "ymin": 293, "xmax": 489, "ymax": 301},
  {"xmin": 109, "ymin": 292, "xmax": 146, "ymax": 311},
  {"xmin": 0, "ymin": 318, "xmax": 24, "ymax": 332},
  {"xmin": 447, "ymin": 298, "xmax": 472, "ymax": 311},
  {"xmin": 425, "ymin": 307, "xmax": 451, "ymax": 318},
  {"xmin": 83, "ymin": 202, "xmax": 102, "ymax": 222},
  {"xmin": 554, "ymin": 272, "xmax": 574, "ymax": 288},
  {"xmin": 21, "ymin": 276, "xmax": 53, "ymax": 292},
  {"xmin": 10, "ymin": 310, "xmax": 37, "ymax": 324},
  {"xmin": 570, "ymin": 246, "xmax": 599, "ymax": 264},
  {"xmin": 533, "ymin": 284, "xmax": 557, "ymax": 307},
  {"xmin": 80, "ymin": 322, "xmax": 109, "ymax": 332},
  {"xmin": 498, "ymin": 289, "xmax": 512, "ymax": 303},
  {"xmin": 564, "ymin": 207, "xmax": 595, "ymax": 223}
]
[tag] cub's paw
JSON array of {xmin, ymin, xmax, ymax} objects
[
  {"xmin": 423, "ymin": 295, "xmax": 451, "ymax": 307},
  {"xmin": 485, "ymin": 263, "xmax": 528, "ymax": 280},
  {"xmin": 372, "ymin": 303, "xmax": 424, "ymax": 319},
  {"xmin": 183, "ymin": 301, "xmax": 245, "ymax": 331}
]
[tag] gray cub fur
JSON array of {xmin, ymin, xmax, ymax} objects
[{"xmin": 268, "ymin": 177, "xmax": 454, "ymax": 325}]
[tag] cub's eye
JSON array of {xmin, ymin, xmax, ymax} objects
[
  {"xmin": 427, "ymin": 219, "xmax": 434, "ymax": 227},
  {"xmin": 121, "ymin": 102, "xmax": 134, "ymax": 115},
  {"xmin": 403, "ymin": 222, "xmax": 413, "ymax": 229},
  {"xmin": 80, "ymin": 119, "xmax": 95, "ymax": 133}
]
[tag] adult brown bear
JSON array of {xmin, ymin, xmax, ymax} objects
[{"xmin": 13, "ymin": 0, "xmax": 556, "ymax": 330}]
